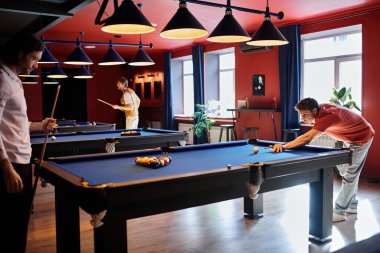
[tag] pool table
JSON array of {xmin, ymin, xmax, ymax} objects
[
  {"xmin": 31, "ymin": 128, "xmax": 188, "ymax": 160},
  {"xmin": 41, "ymin": 140, "xmax": 352, "ymax": 253},
  {"xmin": 30, "ymin": 121, "xmax": 116, "ymax": 134}
]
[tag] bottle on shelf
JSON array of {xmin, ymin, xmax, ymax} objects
[{"xmin": 245, "ymin": 97, "xmax": 249, "ymax": 109}]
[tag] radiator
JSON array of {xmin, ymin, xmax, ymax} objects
[
  {"xmin": 178, "ymin": 123, "xmax": 228, "ymax": 144},
  {"xmin": 309, "ymin": 134, "xmax": 338, "ymax": 148}
]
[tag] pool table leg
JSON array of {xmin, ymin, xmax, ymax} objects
[
  {"xmin": 243, "ymin": 194, "xmax": 264, "ymax": 219},
  {"xmin": 55, "ymin": 187, "xmax": 81, "ymax": 253},
  {"xmin": 309, "ymin": 167, "xmax": 334, "ymax": 242},
  {"xmin": 94, "ymin": 212, "xmax": 127, "ymax": 253}
]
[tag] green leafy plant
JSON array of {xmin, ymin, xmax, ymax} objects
[
  {"xmin": 190, "ymin": 104, "xmax": 216, "ymax": 142},
  {"xmin": 329, "ymin": 86, "xmax": 361, "ymax": 111}
]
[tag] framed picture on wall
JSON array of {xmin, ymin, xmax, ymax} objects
[
  {"xmin": 135, "ymin": 83, "xmax": 142, "ymax": 98},
  {"xmin": 253, "ymin": 74, "xmax": 265, "ymax": 96},
  {"xmin": 144, "ymin": 82, "xmax": 151, "ymax": 99},
  {"xmin": 154, "ymin": 81, "xmax": 162, "ymax": 99}
]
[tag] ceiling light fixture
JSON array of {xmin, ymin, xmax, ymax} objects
[
  {"xmin": 207, "ymin": 1, "xmax": 250, "ymax": 43},
  {"xmin": 73, "ymin": 66, "xmax": 93, "ymax": 79},
  {"xmin": 247, "ymin": 0, "xmax": 288, "ymax": 46},
  {"xmin": 47, "ymin": 64, "xmax": 68, "ymax": 79},
  {"xmin": 22, "ymin": 77, "xmax": 39, "ymax": 85},
  {"xmin": 95, "ymin": 0, "xmax": 155, "ymax": 34},
  {"xmin": 64, "ymin": 39, "xmax": 93, "ymax": 65},
  {"xmin": 18, "ymin": 69, "xmax": 40, "ymax": 78},
  {"xmin": 38, "ymin": 47, "xmax": 59, "ymax": 64},
  {"xmin": 129, "ymin": 35, "xmax": 155, "ymax": 66},
  {"xmin": 163, "ymin": 0, "xmax": 286, "ymax": 46},
  {"xmin": 43, "ymin": 39, "xmax": 152, "ymax": 66},
  {"xmin": 43, "ymin": 77, "xmax": 59, "ymax": 84},
  {"xmin": 160, "ymin": 1, "xmax": 208, "ymax": 40},
  {"xmin": 99, "ymin": 40, "xmax": 126, "ymax": 66}
]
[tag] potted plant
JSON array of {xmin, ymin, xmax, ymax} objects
[
  {"xmin": 189, "ymin": 102, "xmax": 220, "ymax": 143},
  {"xmin": 329, "ymin": 86, "xmax": 361, "ymax": 112}
]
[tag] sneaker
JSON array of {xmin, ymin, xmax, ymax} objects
[
  {"xmin": 333, "ymin": 212, "xmax": 347, "ymax": 222},
  {"xmin": 347, "ymin": 208, "xmax": 358, "ymax": 214}
]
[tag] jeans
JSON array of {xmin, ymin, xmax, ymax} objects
[{"xmin": 334, "ymin": 137, "xmax": 373, "ymax": 215}]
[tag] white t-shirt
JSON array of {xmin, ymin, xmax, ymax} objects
[{"xmin": 0, "ymin": 63, "xmax": 31, "ymax": 164}]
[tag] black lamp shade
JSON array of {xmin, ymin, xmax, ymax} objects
[
  {"xmin": 38, "ymin": 47, "xmax": 58, "ymax": 64},
  {"xmin": 18, "ymin": 69, "xmax": 40, "ymax": 77},
  {"xmin": 102, "ymin": 0, "xmax": 155, "ymax": 34},
  {"xmin": 207, "ymin": 9, "xmax": 250, "ymax": 43},
  {"xmin": 74, "ymin": 66, "xmax": 93, "ymax": 79},
  {"xmin": 21, "ymin": 77, "xmax": 38, "ymax": 84},
  {"xmin": 129, "ymin": 46, "xmax": 155, "ymax": 66},
  {"xmin": 160, "ymin": 1, "xmax": 208, "ymax": 39},
  {"xmin": 64, "ymin": 46, "xmax": 93, "ymax": 65},
  {"xmin": 247, "ymin": 17, "xmax": 289, "ymax": 46},
  {"xmin": 43, "ymin": 77, "xmax": 59, "ymax": 84},
  {"xmin": 47, "ymin": 64, "xmax": 68, "ymax": 78},
  {"xmin": 99, "ymin": 46, "xmax": 126, "ymax": 65}
]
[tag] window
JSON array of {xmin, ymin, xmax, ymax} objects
[
  {"xmin": 218, "ymin": 53, "xmax": 235, "ymax": 117},
  {"xmin": 183, "ymin": 60, "xmax": 194, "ymax": 115},
  {"xmin": 172, "ymin": 48, "xmax": 235, "ymax": 118},
  {"xmin": 205, "ymin": 48, "xmax": 235, "ymax": 118},
  {"xmin": 302, "ymin": 25, "xmax": 362, "ymax": 111}
]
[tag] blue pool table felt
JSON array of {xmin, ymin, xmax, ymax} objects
[{"xmin": 49, "ymin": 142, "xmax": 337, "ymax": 186}]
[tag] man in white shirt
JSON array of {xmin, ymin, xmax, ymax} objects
[
  {"xmin": 0, "ymin": 33, "xmax": 56, "ymax": 253},
  {"xmin": 112, "ymin": 77, "xmax": 141, "ymax": 129}
]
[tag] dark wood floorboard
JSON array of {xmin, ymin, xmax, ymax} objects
[{"xmin": 26, "ymin": 176, "xmax": 380, "ymax": 253}]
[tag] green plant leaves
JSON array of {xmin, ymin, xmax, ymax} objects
[{"xmin": 330, "ymin": 86, "xmax": 361, "ymax": 112}]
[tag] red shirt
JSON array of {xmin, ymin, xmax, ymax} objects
[{"xmin": 313, "ymin": 104, "xmax": 374, "ymax": 146}]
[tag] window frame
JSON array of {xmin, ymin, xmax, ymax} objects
[{"xmin": 301, "ymin": 28, "xmax": 362, "ymax": 102}]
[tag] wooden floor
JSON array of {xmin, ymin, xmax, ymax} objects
[{"xmin": 26, "ymin": 176, "xmax": 380, "ymax": 253}]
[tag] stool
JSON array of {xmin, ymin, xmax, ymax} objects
[
  {"xmin": 218, "ymin": 124, "xmax": 237, "ymax": 142},
  {"xmin": 282, "ymin": 128, "xmax": 300, "ymax": 142},
  {"xmin": 242, "ymin": 127, "xmax": 259, "ymax": 140}
]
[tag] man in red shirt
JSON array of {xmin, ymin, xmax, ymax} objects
[{"xmin": 272, "ymin": 98, "xmax": 374, "ymax": 222}]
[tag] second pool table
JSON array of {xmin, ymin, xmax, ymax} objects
[
  {"xmin": 41, "ymin": 140, "xmax": 352, "ymax": 253},
  {"xmin": 31, "ymin": 128, "xmax": 188, "ymax": 160}
]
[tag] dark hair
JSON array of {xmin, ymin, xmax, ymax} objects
[
  {"xmin": 295, "ymin": 97, "xmax": 320, "ymax": 111},
  {"xmin": 118, "ymin": 77, "xmax": 128, "ymax": 87},
  {"xmin": 1, "ymin": 33, "xmax": 44, "ymax": 66}
]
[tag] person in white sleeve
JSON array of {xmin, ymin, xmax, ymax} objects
[{"xmin": 0, "ymin": 33, "xmax": 56, "ymax": 253}]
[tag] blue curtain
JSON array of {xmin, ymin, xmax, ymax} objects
[
  {"xmin": 278, "ymin": 25, "xmax": 301, "ymax": 140},
  {"xmin": 192, "ymin": 45, "xmax": 206, "ymax": 144},
  {"xmin": 163, "ymin": 51, "xmax": 174, "ymax": 130}
]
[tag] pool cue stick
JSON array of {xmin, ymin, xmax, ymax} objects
[
  {"xmin": 29, "ymin": 84, "xmax": 61, "ymax": 215},
  {"xmin": 97, "ymin": 98, "xmax": 113, "ymax": 107}
]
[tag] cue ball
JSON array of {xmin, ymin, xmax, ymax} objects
[
  {"xmin": 51, "ymin": 136, "xmax": 56, "ymax": 141},
  {"xmin": 253, "ymin": 147, "xmax": 259, "ymax": 153}
]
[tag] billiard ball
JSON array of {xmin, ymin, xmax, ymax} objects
[
  {"xmin": 253, "ymin": 147, "xmax": 259, "ymax": 154},
  {"xmin": 51, "ymin": 136, "xmax": 56, "ymax": 141}
]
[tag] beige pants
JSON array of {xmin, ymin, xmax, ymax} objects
[{"xmin": 126, "ymin": 116, "xmax": 139, "ymax": 129}]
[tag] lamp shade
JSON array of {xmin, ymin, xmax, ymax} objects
[
  {"xmin": 64, "ymin": 45, "xmax": 93, "ymax": 65},
  {"xmin": 21, "ymin": 77, "xmax": 38, "ymax": 84},
  {"xmin": 160, "ymin": 1, "xmax": 208, "ymax": 40},
  {"xmin": 73, "ymin": 66, "xmax": 93, "ymax": 79},
  {"xmin": 102, "ymin": 0, "xmax": 155, "ymax": 34},
  {"xmin": 18, "ymin": 69, "xmax": 40, "ymax": 77},
  {"xmin": 99, "ymin": 45, "xmax": 126, "ymax": 65},
  {"xmin": 207, "ymin": 8, "xmax": 250, "ymax": 43},
  {"xmin": 38, "ymin": 47, "xmax": 58, "ymax": 64},
  {"xmin": 47, "ymin": 64, "xmax": 68, "ymax": 78},
  {"xmin": 43, "ymin": 77, "xmax": 59, "ymax": 84},
  {"xmin": 247, "ymin": 15, "xmax": 288, "ymax": 46},
  {"xmin": 129, "ymin": 46, "xmax": 155, "ymax": 66}
]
